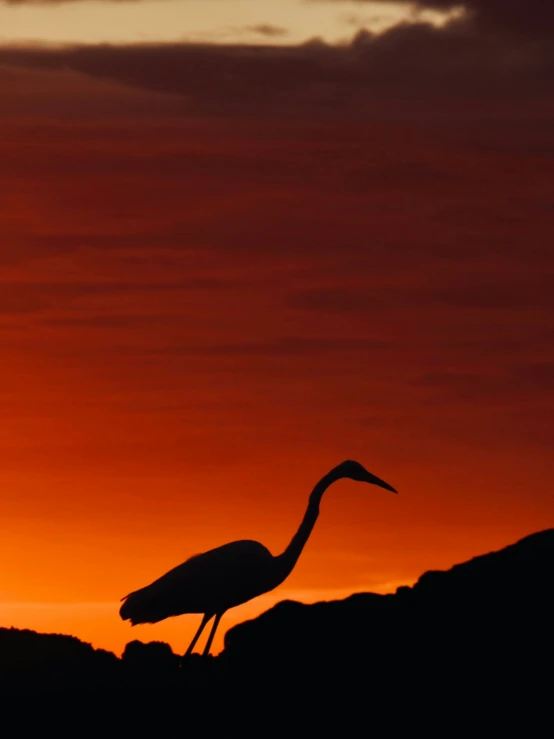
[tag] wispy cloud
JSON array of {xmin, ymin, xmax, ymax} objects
[{"xmin": 246, "ymin": 24, "xmax": 288, "ymax": 37}]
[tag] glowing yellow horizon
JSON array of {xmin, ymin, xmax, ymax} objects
[{"xmin": 0, "ymin": 0, "xmax": 456, "ymax": 47}]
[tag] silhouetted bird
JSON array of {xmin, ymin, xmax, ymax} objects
[{"xmin": 119, "ymin": 460, "xmax": 397, "ymax": 656}]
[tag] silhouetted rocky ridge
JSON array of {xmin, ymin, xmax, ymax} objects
[{"xmin": 2, "ymin": 529, "xmax": 552, "ymax": 725}]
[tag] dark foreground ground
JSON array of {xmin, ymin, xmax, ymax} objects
[{"xmin": 1, "ymin": 529, "xmax": 552, "ymax": 729}]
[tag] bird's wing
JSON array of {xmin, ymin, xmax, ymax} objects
[
  {"xmin": 151, "ymin": 541, "xmax": 270, "ymax": 590},
  {"xmin": 123, "ymin": 540, "xmax": 273, "ymax": 620}
]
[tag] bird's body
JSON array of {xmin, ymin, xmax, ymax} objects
[
  {"xmin": 120, "ymin": 460, "xmax": 397, "ymax": 657},
  {"xmin": 120, "ymin": 540, "xmax": 275, "ymax": 624}
]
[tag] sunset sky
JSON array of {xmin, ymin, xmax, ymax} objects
[{"xmin": 1, "ymin": 0, "xmax": 553, "ymax": 656}]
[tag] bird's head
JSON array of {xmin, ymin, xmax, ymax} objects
[{"xmin": 334, "ymin": 460, "xmax": 397, "ymax": 493}]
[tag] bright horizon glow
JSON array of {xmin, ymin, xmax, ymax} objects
[
  {"xmin": 0, "ymin": 580, "xmax": 415, "ymax": 656},
  {"xmin": 0, "ymin": 0, "xmax": 457, "ymax": 46}
]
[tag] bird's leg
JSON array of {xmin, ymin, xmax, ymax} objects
[
  {"xmin": 183, "ymin": 613, "xmax": 212, "ymax": 659},
  {"xmin": 202, "ymin": 612, "xmax": 223, "ymax": 657}
]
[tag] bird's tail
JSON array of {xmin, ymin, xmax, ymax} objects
[
  {"xmin": 119, "ymin": 587, "xmax": 166, "ymax": 625},
  {"xmin": 119, "ymin": 590, "xmax": 140, "ymax": 624}
]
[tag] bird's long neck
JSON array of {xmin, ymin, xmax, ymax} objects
[{"xmin": 273, "ymin": 469, "xmax": 341, "ymax": 587}]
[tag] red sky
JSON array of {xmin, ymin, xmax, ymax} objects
[{"xmin": 1, "ymin": 0, "xmax": 553, "ymax": 656}]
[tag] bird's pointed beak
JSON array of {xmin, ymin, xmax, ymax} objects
[{"xmin": 362, "ymin": 471, "xmax": 397, "ymax": 493}]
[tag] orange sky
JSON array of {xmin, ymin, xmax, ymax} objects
[
  {"xmin": 1, "ymin": 0, "xmax": 553, "ymax": 656},
  {"xmin": 1, "ymin": 111, "xmax": 553, "ymax": 655}
]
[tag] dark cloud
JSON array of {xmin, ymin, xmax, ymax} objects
[
  {"xmin": 434, "ymin": 282, "xmax": 554, "ymax": 310},
  {"xmin": 288, "ymin": 287, "xmax": 386, "ymax": 313},
  {"xmin": 411, "ymin": 0, "xmax": 554, "ymax": 39},
  {"xmin": 0, "ymin": 280, "xmax": 220, "ymax": 315},
  {"xmin": 0, "ymin": 63, "xmax": 182, "ymax": 119},
  {"xmin": 417, "ymin": 371, "xmax": 510, "ymax": 399},
  {"xmin": 39, "ymin": 314, "xmax": 184, "ymax": 329},
  {"xmin": 417, "ymin": 361, "xmax": 554, "ymax": 400},
  {"xmin": 289, "ymin": 275, "xmax": 554, "ymax": 315},
  {"xmin": 323, "ymin": 0, "xmax": 554, "ymax": 40},
  {"xmin": 150, "ymin": 336, "xmax": 392, "ymax": 358},
  {"xmin": 0, "ymin": 13, "xmax": 552, "ymax": 121},
  {"xmin": 247, "ymin": 25, "xmax": 288, "ymax": 38}
]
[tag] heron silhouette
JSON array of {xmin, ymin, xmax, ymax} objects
[{"xmin": 119, "ymin": 460, "xmax": 397, "ymax": 657}]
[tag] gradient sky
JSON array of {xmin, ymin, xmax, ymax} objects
[{"xmin": 1, "ymin": 0, "xmax": 553, "ymax": 656}]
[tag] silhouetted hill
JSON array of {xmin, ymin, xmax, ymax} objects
[
  {"xmin": 1, "ymin": 529, "xmax": 552, "ymax": 727},
  {"xmin": 0, "ymin": 626, "xmax": 119, "ymax": 693},
  {"xmin": 223, "ymin": 528, "xmax": 554, "ymax": 668},
  {"xmin": 220, "ymin": 528, "xmax": 554, "ymax": 720}
]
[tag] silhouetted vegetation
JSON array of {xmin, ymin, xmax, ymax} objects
[{"xmin": 2, "ymin": 530, "xmax": 552, "ymax": 728}]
